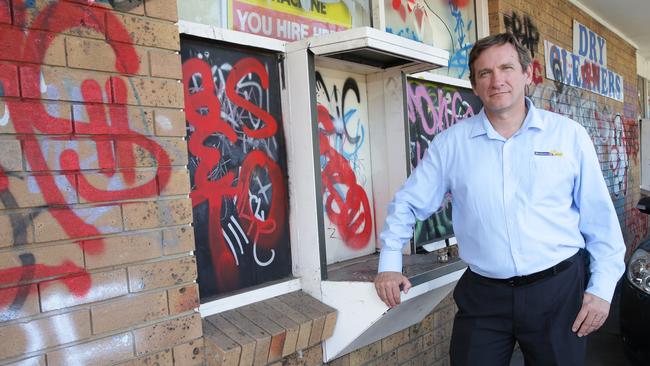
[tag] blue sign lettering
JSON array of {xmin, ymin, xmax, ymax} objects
[
  {"xmin": 573, "ymin": 20, "xmax": 607, "ymax": 67},
  {"xmin": 572, "ymin": 54, "xmax": 581, "ymax": 86},
  {"xmin": 545, "ymin": 39, "xmax": 622, "ymax": 102},
  {"xmin": 578, "ymin": 24, "xmax": 588, "ymax": 57}
]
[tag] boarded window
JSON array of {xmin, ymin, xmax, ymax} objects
[
  {"xmin": 406, "ymin": 77, "xmax": 482, "ymax": 247},
  {"xmin": 181, "ymin": 38, "xmax": 292, "ymax": 299}
]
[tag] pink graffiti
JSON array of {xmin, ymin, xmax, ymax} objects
[
  {"xmin": 624, "ymin": 119, "xmax": 640, "ymax": 159},
  {"xmin": 407, "ymin": 85, "xmax": 476, "ymax": 161}
]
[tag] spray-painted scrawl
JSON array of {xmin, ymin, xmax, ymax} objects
[
  {"xmin": 406, "ymin": 78, "xmax": 482, "ymax": 246},
  {"xmin": 386, "ymin": 0, "xmax": 476, "ymax": 79},
  {"xmin": 316, "ymin": 68, "xmax": 375, "ymax": 263},
  {"xmin": 0, "ymin": 0, "xmax": 179, "ymax": 361},
  {"xmin": 181, "ymin": 40, "xmax": 291, "ymax": 297}
]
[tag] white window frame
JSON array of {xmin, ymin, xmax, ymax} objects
[{"xmin": 178, "ymin": 0, "xmax": 485, "ymax": 318}]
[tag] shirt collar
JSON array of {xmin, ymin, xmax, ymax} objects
[{"xmin": 469, "ymin": 97, "xmax": 544, "ymax": 139}]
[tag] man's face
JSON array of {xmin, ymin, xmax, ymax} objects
[{"xmin": 471, "ymin": 43, "xmax": 532, "ymax": 115}]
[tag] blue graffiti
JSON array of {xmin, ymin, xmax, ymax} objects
[
  {"xmin": 318, "ymin": 108, "xmax": 366, "ymax": 175},
  {"xmin": 335, "ymin": 109, "xmax": 365, "ymax": 172},
  {"xmin": 386, "ymin": 27, "xmax": 422, "ymax": 42},
  {"xmin": 448, "ymin": 1, "xmax": 473, "ymax": 78}
]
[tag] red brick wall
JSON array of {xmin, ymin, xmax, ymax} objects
[{"xmin": 0, "ymin": 0, "xmax": 202, "ymax": 364}]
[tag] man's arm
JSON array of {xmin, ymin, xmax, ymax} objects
[
  {"xmin": 375, "ymin": 141, "xmax": 449, "ymax": 307},
  {"xmin": 571, "ymin": 125, "xmax": 626, "ymax": 336}
]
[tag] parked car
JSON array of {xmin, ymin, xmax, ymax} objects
[{"xmin": 620, "ymin": 198, "xmax": 650, "ymax": 365}]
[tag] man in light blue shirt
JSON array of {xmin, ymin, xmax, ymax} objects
[{"xmin": 375, "ymin": 33, "xmax": 625, "ymax": 365}]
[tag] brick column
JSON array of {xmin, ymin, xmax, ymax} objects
[{"xmin": 0, "ymin": 0, "xmax": 202, "ymax": 364}]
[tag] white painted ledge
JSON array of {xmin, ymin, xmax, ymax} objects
[
  {"xmin": 199, "ymin": 278, "xmax": 301, "ymax": 317},
  {"xmin": 178, "ymin": 20, "xmax": 286, "ymax": 52},
  {"xmin": 286, "ymin": 27, "xmax": 449, "ymax": 73},
  {"xmin": 320, "ymin": 268, "xmax": 465, "ymax": 361}
]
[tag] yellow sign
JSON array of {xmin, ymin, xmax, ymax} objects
[
  {"xmin": 235, "ymin": 0, "xmax": 351, "ymax": 26},
  {"xmin": 229, "ymin": 0, "xmax": 353, "ymax": 39}
]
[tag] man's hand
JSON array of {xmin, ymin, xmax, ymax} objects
[
  {"xmin": 572, "ymin": 292, "xmax": 610, "ymax": 337},
  {"xmin": 374, "ymin": 271, "xmax": 412, "ymax": 308}
]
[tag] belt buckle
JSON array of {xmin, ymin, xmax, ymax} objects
[{"xmin": 507, "ymin": 276, "xmax": 525, "ymax": 286}]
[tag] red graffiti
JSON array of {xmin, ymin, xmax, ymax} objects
[
  {"xmin": 624, "ymin": 119, "xmax": 640, "ymax": 159},
  {"xmin": 392, "ymin": 0, "xmax": 426, "ymax": 27},
  {"xmin": 581, "ymin": 61, "xmax": 600, "ymax": 91},
  {"xmin": 0, "ymin": 168, "xmax": 7, "ymax": 192},
  {"xmin": 61, "ymin": 77, "xmax": 171, "ymax": 202},
  {"xmin": 318, "ymin": 105, "xmax": 372, "ymax": 250},
  {"xmin": 532, "ymin": 60, "xmax": 543, "ymax": 85},
  {"xmin": 0, "ymin": 1, "xmax": 10, "ymax": 24},
  {"xmin": 183, "ymin": 57, "xmax": 286, "ymax": 292},
  {"xmin": 0, "ymin": 262, "xmax": 90, "ymax": 309},
  {"xmin": 626, "ymin": 208, "xmax": 649, "ymax": 258},
  {"xmin": 237, "ymin": 151, "xmax": 287, "ymax": 247},
  {"xmin": 450, "ymin": 0, "xmax": 470, "ymax": 8},
  {"xmin": 0, "ymin": 1, "xmax": 170, "ymax": 312},
  {"xmin": 225, "ymin": 58, "xmax": 278, "ymax": 139}
]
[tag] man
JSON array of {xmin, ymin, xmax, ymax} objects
[{"xmin": 374, "ymin": 33, "xmax": 625, "ymax": 365}]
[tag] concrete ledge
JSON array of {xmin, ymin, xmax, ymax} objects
[
  {"xmin": 321, "ymin": 268, "xmax": 465, "ymax": 361},
  {"xmin": 203, "ymin": 291, "xmax": 337, "ymax": 366},
  {"xmin": 326, "ymin": 252, "xmax": 465, "ymax": 287}
]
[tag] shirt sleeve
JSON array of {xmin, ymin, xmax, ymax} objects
[
  {"xmin": 573, "ymin": 125, "xmax": 626, "ymax": 303},
  {"xmin": 378, "ymin": 139, "xmax": 450, "ymax": 273}
]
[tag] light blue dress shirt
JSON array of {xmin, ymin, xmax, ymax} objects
[{"xmin": 379, "ymin": 98, "xmax": 626, "ymax": 303}]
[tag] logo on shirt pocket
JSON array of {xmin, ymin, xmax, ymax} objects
[
  {"xmin": 534, "ymin": 150, "xmax": 563, "ymax": 157},
  {"xmin": 529, "ymin": 153, "xmax": 574, "ymax": 200}
]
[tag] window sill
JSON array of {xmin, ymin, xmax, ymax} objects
[
  {"xmin": 320, "ymin": 252, "xmax": 466, "ymax": 361},
  {"xmin": 326, "ymin": 252, "xmax": 466, "ymax": 287}
]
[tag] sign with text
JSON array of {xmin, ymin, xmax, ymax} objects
[
  {"xmin": 229, "ymin": 0, "xmax": 351, "ymax": 41},
  {"xmin": 544, "ymin": 40, "xmax": 623, "ymax": 102},
  {"xmin": 573, "ymin": 20, "xmax": 607, "ymax": 67}
]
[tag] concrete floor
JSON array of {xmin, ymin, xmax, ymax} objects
[{"xmin": 510, "ymin": 286, "xmax": 633, "ymax": 366}]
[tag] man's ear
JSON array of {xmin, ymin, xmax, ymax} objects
[{"xmin": 523, "ymin": 63, "xmax": 534, "ymax": 84}]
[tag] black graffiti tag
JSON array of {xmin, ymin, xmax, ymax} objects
[{"xmin": 504, "ymin": 12, "xmax": 540, "ymax": 57}]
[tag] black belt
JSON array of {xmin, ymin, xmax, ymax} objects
[{"xmin": 472, "ymin": 252, "xmax": 578, "ymax": 287}]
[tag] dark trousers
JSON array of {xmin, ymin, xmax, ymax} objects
[{"xmin": 450, "ymin": 253, "xmax": 587, "ymax": 366}]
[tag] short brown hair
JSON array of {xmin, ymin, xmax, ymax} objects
[{"xmin": 468, "ymin": 33, "xmax": 532, "ymax": 86}]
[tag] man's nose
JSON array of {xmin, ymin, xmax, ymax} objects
[{"xmin": 490, "ymin": 71, "xmax": 505, "ymax": 87}]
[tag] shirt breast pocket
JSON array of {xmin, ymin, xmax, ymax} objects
[{"xmin": 528, "ymin": 156, "xmax": 575, "ymax": 202}]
